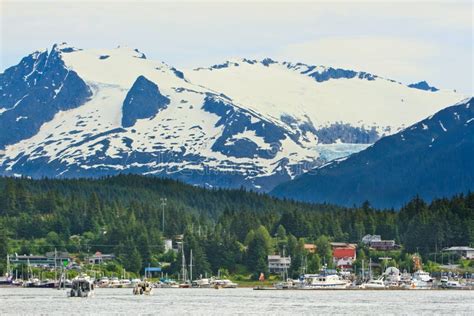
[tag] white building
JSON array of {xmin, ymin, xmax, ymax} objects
[
  {"xmin": 443, "ymin": 246, "xmax": 474, "ymax": 259},
  {"xmin": 268, "ymin": 255, "xmax": 291, "ymax": 274},
  {"xmin": 361, "ymin": 234, "xmax": 381, "ymax": 245}
]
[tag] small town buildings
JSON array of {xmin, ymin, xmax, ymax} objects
[
  {"xmin": 10, "ymin": 252, "xmax": 71, "ymax": 267},
  {"xmin": 87, "ymin": 251, "xmax": 115, "ymax": 264},
  {"xmin": 332, "ymin": 246, "xmax": 357, "ymax": 269},
  {"xmin": 268, "ymin": 255, "xmax": 291, "ymax": 274},
  {"xmin": 442, "ymin": 246, "xmax": 474, "ymax": 259},
  {"xmin": 361, "ymin": 234, "xmax": 398, "ymax": 250}
]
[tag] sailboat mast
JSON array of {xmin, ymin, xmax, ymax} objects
[
  {"xmin": 189, "ymin": 249, "xmax": 193, "ymax": 283},
  {"xmin": 181, "ymin": 244, "xmax": 187, "ymax": 283}
]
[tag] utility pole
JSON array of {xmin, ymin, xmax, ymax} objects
[{"xmin": 160, "ymin": 197, "xmax": 167, "ymax": 235}]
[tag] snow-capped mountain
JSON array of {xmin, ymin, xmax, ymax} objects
[
  {"xmin": 272, "ymin": 98, "xmax": 474, "ymax": 208},
  {"xmin": 0, "ymin": 44, "xmax": 466, "ymax": 191}
]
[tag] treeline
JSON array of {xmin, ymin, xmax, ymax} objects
[{"xmin": 0, "ymin": 175, "xmax": 472, "ymax": 277}]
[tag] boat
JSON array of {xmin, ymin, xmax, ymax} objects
[
  {"xmin": 69, "ymin": 274, "xmax": 94, "ymax": 297},
  {"xmin": 298, "ymin": 273, "xmax": 350, "ymax": 289},
  {"xmin": 408, "ymin": 270, "xmax": 433, "ymax": 289},
  {"xmin": 443, "ymin": 280, "xmax": 463, "ymax": 289},
  {"xmin": 133, "ymin": 280, "xmax": 153, "ymax": 295},
  {"xmin": 108, "ymin": 277, "xmax": 120, "ymax": 288},
  {"xmin": 97, "ymin": 277, "xmax": 110, "ymax": 288},
  {"xmin": 360, "ymin": 277, "xmax": 386, "ymax": 289},
  {"xmin": 192, "ymin": 277, "xmax": 211, "ymax": 288},
  {"xmin": 211, "ymin": 278, "xmax": 238, "ymax": 288},
  {"xmin": 120, "ymin": 279, "xmax": 132, "ymax": 288},
  {"xmin": 0, "ymin": 274, "xmax": 13, "ymax": 287}
]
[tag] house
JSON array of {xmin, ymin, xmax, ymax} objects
[
  {"xmin": 361, "ymin": 235, "xmax": 398, "ymax": 250},
  {"xmin": 87, "ymin": 251, "xmax": 115, "ymax": 264},
  {"xmin": 332, "ymin": 247, "xmax": 357, "ymax": 269},
  {"xmin": 330, "ymin": 242, "xmax": 357, "ymax": 249},
  {"xmin": 268, "ymin": 255, "xmax": 291, "ymax": 274},
  {"xmin": 304, "ymin": 244, "xmax": 317, "ymax": 253},
  {"xmin": 10, "ymin": 252, "xmax": 71, "ymax": 267},
  {"xmin": 442, "ymin": 246, "xmax": 474, "ymax": 259},
  {"xmin": 361, "ymin": 234, "xmax": 381, "ymax": 245},
  {"xmin": 370, "ymin": 240, "xmax": 398, "ymax": 250}
]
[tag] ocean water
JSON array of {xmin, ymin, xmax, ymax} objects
[{"xmin": 0, "ymin": 288, "xmax": 472, "ymax": 315}]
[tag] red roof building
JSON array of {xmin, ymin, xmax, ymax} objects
[{"xmin": 332, "ymin": 247, "xmax": 357, "ymax": 269}]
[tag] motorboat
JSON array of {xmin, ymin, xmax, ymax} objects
[
  {"xmin": 133, "ymin": 280, "xmax": 153, "ymax": 295},
  {"xmin": 192, "ymin": 278, "xmax": 211, "ymax": 288},
  {"xmin": 108, "ymin": 277, "xmax": 120, "ymax": 288},
  {"xmin": 120, "ymin": 279, "xmax": 132, "ymax": 288},
  {"xmin": 211, "ymin": 279, "xmax": 238, "ymax": 288},
  {"xmin": 97, "ymin": 277, "xmax": 110, "ymax": 288},
  {"xmin": 70, "ymin": 274, "xmax": 94, "ymax": 297},
  {"xmin": 298, "ymin": 273, "xmax": 350, "ymax": 289},
  {"xmin": 360, "ymin": 278, "xmax": 386, "ymax": 289}
]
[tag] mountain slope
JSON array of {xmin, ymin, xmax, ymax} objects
[
  {"xmin": 271, "ymin": 98, "xmax": 474, "ymax": 208},
  {"xmin": 0, "ymin": 44, "xmax": 466, "ymax": 191}
]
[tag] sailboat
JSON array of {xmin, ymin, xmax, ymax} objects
[{"xmin": 179, "ymin": 246, "xmax": 190, "ymax": 288}]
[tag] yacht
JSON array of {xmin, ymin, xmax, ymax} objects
[
  {"xmin": 298, "ymin": 273, "xmax": 350, "ymax": 289},
  {"xmin": 120, "ymin": 279, "xmax": 132, "ymax": 288},
  {"xmin": 360, "ymin": 278, "xmax": 386, "ymax": 289},
  {"xmin": 108, "ymin": 277, "xmax": 120, "ymax": 288},
  {"xmin": 97, "ymin": 277, "xmax": 110, "ymax": 288},
  {"xmin": 192, "ymin": 278, "xmax": 211, "ymax": 288},
  {"xmin": 70, "ymin": 274, "xmax": 94, "ymax": 297},
  {"xmin": 409, "ymin": 270, "xmax": 433, "ymax": 289}
]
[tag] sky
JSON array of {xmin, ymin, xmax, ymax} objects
[{"xmin": 1, "ymin": 0, "xmax": 473, "ymax": 94}]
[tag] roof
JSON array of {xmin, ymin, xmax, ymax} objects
[
  {"xmin": 304, "ymin": 244, "xmax": 316, "ymax": 249},
  {"xmin": 443, "ymin": 246, "xmax": 474, "ymax": 251},
  {"xmin": 330, "ymin": 242, "xmax": 357, "ymax": 249},
  {"xmin": 333, "ymin": 248, "xmax": 356, "ymax": 258}
]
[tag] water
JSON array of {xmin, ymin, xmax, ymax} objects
[{"xmin": 0, "ymin": 288, "xmax": 473, "ymax": 315}]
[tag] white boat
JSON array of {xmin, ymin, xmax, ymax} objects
[
  {"xmin": 120, "ymin": 279, "xmax": 132, "ymax": 288},
  {"xmin": 211, "ymin": 279, "xmax": 238, "ymax": 288},
  {"xmin": 192, "ymin": 278, "xmax": 211, "ymax": 288},
  {"xmin": 409, "ymin": 270, "xmax": 433, "ymax": 289},
  {"xmin": 361, "ymin": 278, "xmax": 386, "ymax": 289},
  {"xmin": 444, "ymin": 280, "xmax": 462, "ymax": 289},
  {"xmin": 70, "ymin": 275, "xmax": 94, "ymax": 297},
  {"xmin": 299, "ymin": 273, "xmax": 350, "ymax": 289},
  {"xmin": 97, "ymin": 277, "xmax": 110, "ymax": 288},
  {"xmin": 108, "ymin": 277, "xmax": 120, "ymax": 288}
]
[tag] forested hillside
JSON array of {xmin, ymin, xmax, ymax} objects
[{"xmin": 0, "ymin": 175, "xmax": 472, "ymax": 278}]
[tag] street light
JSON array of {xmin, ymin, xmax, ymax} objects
[{"xmin": 160, "ymin": 197, "xmax": 167, "ymax": 235}]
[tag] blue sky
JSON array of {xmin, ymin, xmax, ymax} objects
[{"xmin": 1, "ymin": 0, "xmax": 472, "ymax": 94}]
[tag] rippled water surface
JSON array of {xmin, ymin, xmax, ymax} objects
[{"xmin": 0, "ymin": 288, "xmax": 473, "ymax": 315}]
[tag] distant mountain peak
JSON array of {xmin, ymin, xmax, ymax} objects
[{"xmin": 408, "ymin": 80, "xmax": 439, "ymax": 92}]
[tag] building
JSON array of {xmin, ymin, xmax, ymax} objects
[
  {"xmin": 361, "ymin": 234, "xmax": 381, "ymax": 245},
  {"xmin": 332, "ymin": 247, "xmax": 357, "ymax": 269},
  {"xmin": 10, "ymin": 252, "xmax": 71, "ymax": 267},
  {"xmin": 443, "ymin": 246, "xmax": 474, "ymax": 259},
  {"xmin": 370, "ymin": 240, "xmax": 398, "ymax": 250},
  {"xmin": 268, "ymin": 255, "xmax": 291, "ymax": 274},
  {"xmin": 304, "ymin": 244, "xmax": 317, "ymax": 253},
  {"xmin": 361, "ymin": 234, "xmax": 398, "ymax": 250},
  {"xmin": 87, "ymin": 251, "xmax": 116, "ymax": 264},
  {"xmin": 164, "ymin": 239, "xmax": 173, "ymax": 252}
]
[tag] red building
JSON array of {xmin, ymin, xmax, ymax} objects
[{"xmin": 332, "ymin": 247, "xmax": 357, "ymax": 269}]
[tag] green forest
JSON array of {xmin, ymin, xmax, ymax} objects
[{"xmin": 0, "ymin": 175, "xmax": 473, "ymax": 279}]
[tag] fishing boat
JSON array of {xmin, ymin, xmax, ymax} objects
[
  {"xmin": 69, "ymin": 274, "xmax": 94, "ymax": 297},
  {"xmin": 210, "ymin": 279, "xmax": 238, "ymax": 289}
]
